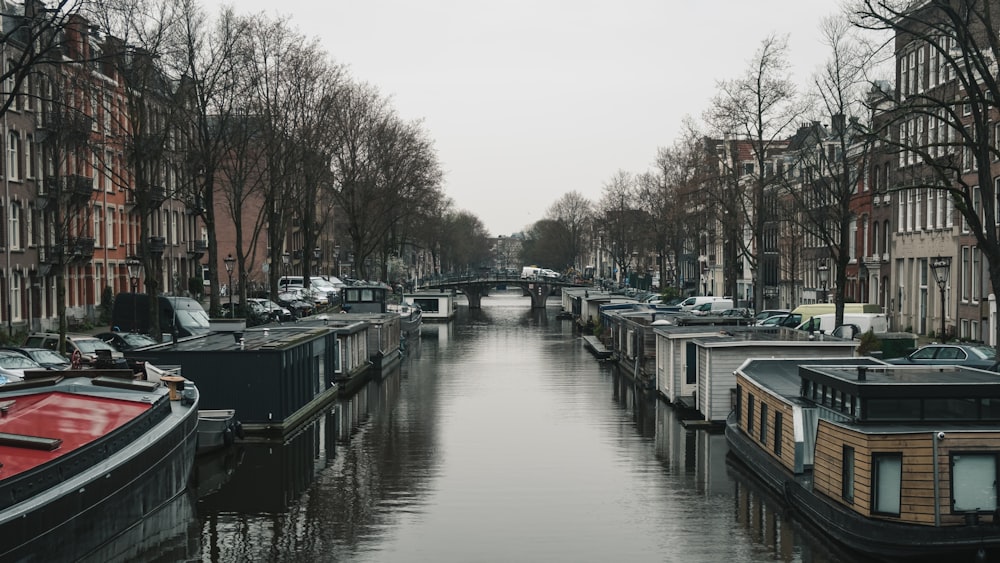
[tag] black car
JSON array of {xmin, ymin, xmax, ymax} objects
[
  {"xmin": 94, "ymin": 331, "xmax": 159, "ymax": 352},
  {"xmin": 0, "ymin": 346, "xmax": 71, "ymax": 370}
]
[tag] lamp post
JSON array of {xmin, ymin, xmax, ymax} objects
[
  {"xmin": 817, "ymin": 260, "xmax": 829, "ymax": 304},
  {"xmin": 334, "ymin": 245, "xmax": 341, "ymax": 278},
  {"xmin": 281, "ymin": 251, "xmax": 290, "ymax": 290},
  {"xmin": 313, "ymin": 246, "xmax": 321, "ymax": 277},
  {"xmin": 930, "ymin": 256, "xmax": 952, "ymax": 340},
  {"xmin": 224, "ymin": 254, "xmax": 236, "ymax": 318},
  {"xmin": 126, "ymin": 256, "xmax": 141, "ymax": 331}
]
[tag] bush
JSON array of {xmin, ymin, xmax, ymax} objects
[
  {"xmin": 857, "ymin": 329, "xmax": 882, "ymax": 356},
  {"xmin": 99, "ymin": 286, "xmax": 114, "ymax": 325},
  {"xmin": 188, "ymin": 276, "xmax": 204, "ymax": 299}
]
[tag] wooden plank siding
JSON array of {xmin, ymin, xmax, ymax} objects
[
  {"xmin": 813, "ymin": 425, "xmax": 1000, "ymax": 526},
  {"xmin": 734, "ymin": 374, "xmax": 800, "ymax": 474}
]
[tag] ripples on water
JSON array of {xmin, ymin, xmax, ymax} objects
[{"xmin": 184, "ymin": 291, "xmax": 881, "ymax": 563}]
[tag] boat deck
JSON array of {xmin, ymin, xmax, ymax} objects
[
  {"xmin": 0, "ymin": 391, "xmax": 152, "ymax": 478},
  {"xmin": 582, "ymin": 335, "xmax": 612, "ymax": 359}
]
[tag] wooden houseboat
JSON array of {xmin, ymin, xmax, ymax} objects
[
  {"xmin": 126, "ymin": 325, "xmax": 344, "ymax": 437},
  {"xmin": 577, "ymin": 292, "xmax": 634, "ymax": 332},
  {"xmin": 727, "ymin": 358, "xmax": 1000, "ymax": 560},
  {"xmin": 686, "ymin": 328, "xmax": 860, "ymax": 424},
  {"xmin": 405, "ymin": 291, "xmax": 456, "ymax": 321}
]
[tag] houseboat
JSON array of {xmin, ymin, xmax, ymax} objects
[
  {"xmin": 653, "ymin": 325, "xmax": 759, "ymax": 411},
  {"xmin": 126, "ymin": 324, "xmax": 342, "ymax": 437},
  {"xmin": 405, "ymin": 290, "xmax": 456, "ymax": 321},
  {"xmin": 0, "ymin": 369, "xmax": 199, "ymax": 561},
  {"xmin": 727, "ymin": 358, "xmax": 1000, "ymax": 560},
  {"xmin": 684, "ymin": 328, "xmax": 860, "ymax": 425}
]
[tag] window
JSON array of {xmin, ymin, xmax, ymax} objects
[
  {"xmin": 106, "ymin": 208, "xmax": 114, "ymax": 248},
  {"xmin": 872, "ymin": 453, "xmax": 902, "ymax": 516},
  {"xmin": 951, "ymin": 453, "xmax": 998, "ymax": 513},
  {"xmin": 93, "ymin": 206, "xmax": 101, "ymax": 247},
  {"xmin": 6, "ymin": 131, "xmax": 18, "ymax": 180},
  {"xmin": 759, "ymin": 403, "xmax": 768, "ymax": 445},
  {"xmin": 9, "ymin": 202, "xmax": 20, "ymax": 250},
  {"xmin": 842, "ymin": 446, "xmax": 855, "ymax": 502},
  {"xmin": 10, "ymin": 274, "xmax": 20, "ymax": 321},
  {"xmin": 747, "ymin": 394, "xmax": 755, "ymax": 434},
  {"xmin": 24, "ymin": 136, "xmax": 32, "ymax": 179},
  {"xmin": 773, "ymin": 412, "xmax": 783, "ymax": 456}
]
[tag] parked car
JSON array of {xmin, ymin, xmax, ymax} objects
[
  {"xmin": 277, "ymin": 289, "xmax": 315, "ymax": 318},
  {"xmin": 247, "ymin": 298, "xmax": 293, "ymax": 322},
  {"xmin": 754, "ymin": 309, "xmax": 790, "ymax": 323},
  {"xmin": 23, "ymin": 332, "xmax": 126, "ymax": 367},
  {"xmin": 885, "ymin": 344, "xmax": 998, "ymax": 369},
  {"xmin": 0, "ymin": 350, "xmax": 41, "ymax": 383},
  {"xmin": 219, "ymin": 301, "xmax": 270, "ymax": 327},
  {"xmin": 94, "ymin": 331, "xmax": 159, "ymax": 352},
  {"xmin": 0, "ymin": 346, "xmax": 71, "ymax": 370},
  {"xmin": 758, "ymin": 313, "xmax": 796, "ymax": 327}
]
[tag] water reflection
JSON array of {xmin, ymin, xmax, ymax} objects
[
  {"xmin": 185, "ymin": 293, "xmax": 894, "ymax": 562},
  {"xmin": 80, "ymin": 490, "xmax": 200, "ymax": 563},
  {"xmin": 727, "ymin": 456, "xmax": 878, "ymax": 563}
]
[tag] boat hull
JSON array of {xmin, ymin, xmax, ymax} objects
[
  {"xmin": 725, "ymin": 417, "xmax": 1000, "ymax": 560},
  {"xmin": 0, "ymin": 376, "xmax": 199, "ymax": 561},
  {"xmin": 197, "ymin": 408, "xmax": 241, "ymax": 455}
]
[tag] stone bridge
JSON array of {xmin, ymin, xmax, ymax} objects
[{"xmin": 419, "ymin": 275, "xmax": 587, "ymax": 309}]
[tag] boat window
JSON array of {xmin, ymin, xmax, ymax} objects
[
  {"xmin": 362, "ymin": 289, "xmax": 375, "ymax": 302},
  {"xmin": 865, "ymin": 398, "xmax": 921, "ymax": 420},
  {"xmin": 872, "ymin": 453, "xmax": 902, "ymax": 516},
  {"xmin": 759, "ymin": 403, "xmax": 768, "ymax": 445},
  {"xmin": 925, "ymin": 398, "xmax": 979, "ymax": 420},
  {"xmin": 773, "ymin": 412, "xmax": 783, "ymax": 456},
  {"xmin": 951, "ymin": 453, "xmax": 998, "ymax": 513},
  {"xmin": 983, "ymin": 399, "xmax": 1000, "ymax": 420},
  {"xmin": 735, "ymin": 384, "xmax": 743, "ymax": 422},
  {"xmin": 747, "ymin": 395, "xmax": 755, "ymax": 434},
  {"xmin": 842, "ymin": 446, "xmax": 855, "ymax": 503}
]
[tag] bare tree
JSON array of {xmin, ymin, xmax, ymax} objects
[
  {"xmin": 780, "ymin": 16, "xmax": 878, "ymax": 327},
  {"xmin": 853, "ymin": 0, "xmax": 1000, "ymax": 343},
  {"xmin": 708, "ymin": 34, "xmax": 804, "ymax": 310},
  {"xmin": 638, "ymin": 121, "xmax": 707, "ymax": 294},
  {"xmin": 544, "ymin": 191, "xmax": 592, "ymax": 272},
  {"xmin": 171, "ymin": 2, "xmax": 251, "ymax": 315},
  {"xmin": 327, "ymin": 82, "xmax": 443, "ymax": 281},
  {"xmin": 86, "ymin": 0, "xmax": 186, "ymax": 341},
  {"xmin": 598, "ymin": 170, "xmax": 644, "ymax": 287}
]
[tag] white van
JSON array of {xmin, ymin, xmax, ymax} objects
[
  {"xmin": 796, "ymin": 312, "xmax": 888, "ymax": 336},
  {"xmin": 521, "ymin": 266, "xmax": 542, "ymax": 279},
  {"xmin": 690, "ymin": 299, "xmax": 735, "ymax": 315},
  {"xmin": 678, "ymin": 296, "xmax": 727, "ymax": 311}
]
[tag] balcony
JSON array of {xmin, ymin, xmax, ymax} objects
[
  {"xmin": 146, "ymin": 236, "xmax": 166, "ymax": 257},
  {"xmin": 187, "ymin": 239, "xmax": 208, "ymax": 258},
  {"xmin": 66, "ymin": 237, "xmax": 95, "ymax": 263},
  {"xmin": 38, "ymin": 244, "xmax": 62, "ymax": 264},
  {"xmin": 148, "ymin": 185, "xmax": 167, "ymax": 208},
  {"xmin": 43, "ymin": 174, "xmax": 94, "ymax": 205}
]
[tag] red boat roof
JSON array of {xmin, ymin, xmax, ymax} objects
[{"xmin": 0, "ymin": 391, "xmax": 152, "ymax": 479}]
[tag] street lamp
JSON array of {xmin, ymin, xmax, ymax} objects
[
  {"xmin": 930, "ymin": 256, "xmax": 952, "ymax": 340},
  {"xmin": 817, "ymin": 260, "xmax": 829, "ymax": 304},
  {"xmin": 126, "ymin": 256, "xmax": 141, "ymax": 332},
  {"xmin": 314, "ymin": 246, "xmax": 321, "ymax": 276},
  {"xmin": 224, "ymin": 254, "xmax": 236, "ymax": 318},
  {"xmin": 281, "ymin": 251, "xmax": 290, "ymax": 290}
]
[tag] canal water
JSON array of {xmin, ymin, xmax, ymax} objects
[{"xmin": 95, "ymin": 290, "xmax": 884, "ymax": 563}]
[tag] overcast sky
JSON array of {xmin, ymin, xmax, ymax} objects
[{"xmin": 207, "ymin": 0, "xmax": 850, "ymax": 236}]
